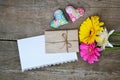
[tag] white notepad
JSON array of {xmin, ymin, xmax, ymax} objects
[{"xmin": 17, "ymin": 35, "xmax": 78, "ymax": 72}]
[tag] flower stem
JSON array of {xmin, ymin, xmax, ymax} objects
[
  {"xmin": 111, "ymin": 32, "xmax": 120, "ymax": 36},
  {"xmin": 106, "ymin": 47, "xmax": 120, "ymax": 50},
  {"xmin": 106, "ymin": 32, "xmax": 120, "ymax": 50},
  {"xmin": 110, "ymin": 40, "xmax": 120, "ymax": 44}
]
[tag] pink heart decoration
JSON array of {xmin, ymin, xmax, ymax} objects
[{"xmin": 66, "ymin": 6, "xmax": 85, "ymax": 22}]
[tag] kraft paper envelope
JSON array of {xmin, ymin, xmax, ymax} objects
[{"xmin": 45, "ymin": 30, "xmax": 79, "ymax": 53}]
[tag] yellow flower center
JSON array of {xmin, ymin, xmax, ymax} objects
[{"xmin": 89, "ymin": 29, "xmax": 95, "ymax": 37}]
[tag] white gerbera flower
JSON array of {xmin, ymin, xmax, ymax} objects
[{"xmin": 97, "ymin": 28, "xmax": 115, "ymax": 50}]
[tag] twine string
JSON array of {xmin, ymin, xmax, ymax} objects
[{"xmin": 60, "ymin": 31, "xmax": 72, "ymax": 52}]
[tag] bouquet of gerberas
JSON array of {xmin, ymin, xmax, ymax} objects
[{"xmin": 79, "ymin": 16, "xmax": 120, "ymax": 64}]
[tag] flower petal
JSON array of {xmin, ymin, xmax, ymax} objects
[
  {"xmin": 83, "ymin": 54, "xmax": 89, "ymax": 61},
  {"xmin": 80, "ymin": 51, "xmax": 86, "ymax": 57},
  {"xmin": 96, "ymin": 48, "xmax": 101, "ymax": 52},
  {"xmin": 95, "ymin": 51, "xmax": 100, "ymax": 56},
  {"xmin": 94, "ymin": 56, "xmax": 99, "ymax": 62},
  {"xmin": 88, "ymin": 56, "xmax": 94, "ymax": 64},
  {"xmin": 108, "ymin": 30, "xmax": 115, "ymax": 37},
  {"xmin": 80, "ymin": 43, "xmax": 88, "ymax": 50},
  {"xmin": 107, "ymin": 42, "xmax": 113, "ymax": 47}
]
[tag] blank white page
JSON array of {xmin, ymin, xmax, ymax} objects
[{"xmin": 17, "ymin": 35, "xmax": 78, "ymax": 72}]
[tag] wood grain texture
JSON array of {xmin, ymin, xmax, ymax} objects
[
  {"xmin": 0, "ymin": 0, "xmax": 120, "ymax": 39},
  {"xmin": 0, "ymin": 0, "xmax": 120, "ymax": 80}
]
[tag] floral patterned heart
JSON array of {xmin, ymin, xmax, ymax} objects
[
  {"xmin": 50, "ymin": 10, "xmax": 68, "ymax": 28},
  {"xmin": 66, "ymin": 6, "xmax": 84, "ymax": 22}
]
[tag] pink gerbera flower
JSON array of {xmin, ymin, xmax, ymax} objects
[{"xmin": 80, "ymin": 42, "xmax": 101, "ymax": 64}]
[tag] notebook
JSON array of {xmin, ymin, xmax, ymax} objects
[{"xmin": 17, "ymin": 35, "xmax": 78, "ymax": 72}]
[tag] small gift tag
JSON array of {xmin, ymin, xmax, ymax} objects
[
  {"xmin": 66, "ymin": 6, "xmax": 84, "ymax": 22},
  {"xmin": 50, "ymin": 10, "xmax": 68, "ymax": 28},
  {"xmin": 45, "ymin": 30, "xmax": 79, "ymax": 53}
]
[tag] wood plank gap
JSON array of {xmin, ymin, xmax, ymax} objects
[{"xmin": 0, "ymin": 39, "xmax": 16, "ymax": 42}]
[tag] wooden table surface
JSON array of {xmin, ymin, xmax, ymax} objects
[{"xmin": 0, "ymin": 0, "xmax": 120, "ymax": 80}]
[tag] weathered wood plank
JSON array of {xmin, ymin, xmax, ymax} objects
[
  {"xmin": 0, "ymin": 41, "xmax": 119, "ymax": 80},
  {"xmin": 0, "ymin": 7, "xmax": 120, "ymax": 39},
  {"xmin": 0, "ymin": 71, "xmax": 119, "ymax": 80},
  {"xmin": 0, "ymin": 41, "xmax": 20, "ymax": 70},
  {"xmin": 0, "ymin": 0, "xmax": 120, "ymax": 8}
]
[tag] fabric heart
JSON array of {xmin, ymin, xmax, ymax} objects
[
  {"xmin": 66, "ymin": 6, "xmax": 84, "ymax": 22},
  {"xmin": 50, "ymin": 10, "xmax": 68, "ymax": 28}
]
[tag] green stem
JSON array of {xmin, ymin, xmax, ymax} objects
[
  {"xmin": 111, "ymin": 32, "xmax": 120, "ymax": 36},
  {"xmin": 106, "ymin": 47, "xmax": 120, "ymax": 50},
  {"xmin": 109, "ymin": 40, "xmax": 120, "ymax": 44},
  {"xmin": 104, "ymin": 32, "xmax": 120, "ymax": 50}
]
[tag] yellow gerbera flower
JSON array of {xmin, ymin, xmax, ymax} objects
[{"xmin": 79, "ymin": 16, "xmax": 104, "ymax": 44}]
